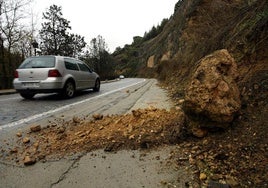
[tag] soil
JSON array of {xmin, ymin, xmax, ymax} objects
[{"xmin": 1, "ymin": 103, "xmax": 267, "ymax": 187}]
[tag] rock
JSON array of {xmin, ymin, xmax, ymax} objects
[
  {"xmin": 30, "ymin": 125, "xmax": 41, "ymax": 132},
  {"xmin": 22, "ymin": 137, "xmax": 30, "ymax": 143},
  {"xmin": 72, "ymin": 116, "xmax": 81, "ymax": 123},
  {"xmin": 177, "ymin": 99, "xmax": 185, "ymax": 105},
  {"xmin": 33, "ymin": 142, "xmax": 39, "ymax": 149},
  {"xmin": 200, "ymin": 173, "xmax": 207, "ymax": 180},
  {"xmin": 16, "ymin": 132, "xmax": 22, "ymax": 137},
  {"xmin": 184, "ymin": 49, "xmax": 241, "ymax": 127},
  {"xmin": 92, "ymin": 114, "xmax": 103, "ymax": 120},
  {"xmin": 132, "ymin": 109, "xmax": 142, "ymax": 118},
  {"xmin": 24, "ymin": 156, "xmax": 36, "ymax": 166},
  {"xmin": 192, "ymin": 127, "xmax": 208, "ymax": 138},
  {"xmin": 57, "ymin": 127, "xmax": 65, "ymax": 134}
]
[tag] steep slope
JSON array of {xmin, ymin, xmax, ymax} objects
[
  {"xmin": 113, "ymin": 1, "xmax": 268, "ymax": 185},
  {"xmin": 114, "ymin": 0, "xmax": 268, "ymax": 108}
]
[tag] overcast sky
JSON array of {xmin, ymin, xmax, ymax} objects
[{"xmin": 32, "ymin": 0, "xmax": 178, "ymax": 52}]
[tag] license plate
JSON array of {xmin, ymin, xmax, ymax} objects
[{"xmin": 22, "ymin": 83, "xmax": 40, "ymax": 88}]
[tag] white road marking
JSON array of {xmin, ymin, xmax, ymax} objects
[
  {"xmin": 0, "ymin": 79, "xmax": 146, "ymax": 131},
  {"xmin": 0, "ymin": 97, "xmax": 21, "ymax": 102}
]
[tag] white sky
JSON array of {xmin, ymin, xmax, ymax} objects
[{"xmin": 32, "ymin": 0, "xmax": 178, "ymax": 52}]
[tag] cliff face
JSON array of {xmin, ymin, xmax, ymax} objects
[{"xmin": 114, "ymin": 0, "xmax": 268, "ymax": 109}]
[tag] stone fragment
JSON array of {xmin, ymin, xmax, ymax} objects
[
  {"xmin": 199, "ymin": 173, "xmax": 207, "ymax": 180},
  {"xmin": 132, "ymin": 109, "xmax": 142, "ymax": 118},
  {"xmin": 30, "ymin": 125, "xmax": 41, "ymax": 132},
  {"xmin": 22, "ymin": 137, "xmax": 30, "ymax": 143},
  {"xmin": 33, "ymin": 142, "xmax": 39, "ymax": 149},
  {"xmin": 24, "ymin": 156, "xmax": 36, "ymax": 166},
  {"xmin": 93, "ymin": 114, "xmax": 103, "ymax": 120},
  {"xmin": 57, "ymin": 127, "xmax": 65, "ymax": 134},
  {"xmin": 192, "ymin": 127, "xmax": 208, "ymax": 138},
  {"xmin": 72, "ymin": 116, "xmax": 80, "ymax": 123},
  {"xmin": 16, "ymin": 132, "xmax": 22, "ymax": 137}
]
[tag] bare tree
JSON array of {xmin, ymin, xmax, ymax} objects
[{"xmin": 0, "ymin": 0, "xmax": 32, "ymax": 88}]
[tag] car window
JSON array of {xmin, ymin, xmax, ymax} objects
[
  {"xmin": 78, "ymin": 63, "xmax": 91, "ymax": 72},
  {"xmin": 64, "ymin": 59, "xmax": 79, "ymax": 71},
  {"xmin": 19, "ymin": 56, "xmax": 55, "ymax": 69}
]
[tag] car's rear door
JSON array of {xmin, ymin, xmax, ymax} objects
[
  {"xmin": 77, "ymin": 61, "xmax": 95, "ymax": 89},
  {"xmin": 63, "ymin": 58, "xmax": 82, "ymax": 89}
]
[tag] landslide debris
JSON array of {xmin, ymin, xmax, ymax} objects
[
  {"xmin": 2, "ymin": 107, "xmax": 186, "ymax": 165},
  {"xmin": 1, "ymin": 105, "xmax": 267, "ymax": 187}
]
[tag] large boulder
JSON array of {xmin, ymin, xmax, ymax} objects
[{"xmin": 183, "ymin": 49, "xmax": 241, "ymax": 127}]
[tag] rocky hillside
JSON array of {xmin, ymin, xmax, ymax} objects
[
  {"xmin": 114, "ymin": 0, "xmax": 268, "ymax": 110},
  {"xmin": 113, "ymin": 2, "xmax": 268, "ymax": 186}
]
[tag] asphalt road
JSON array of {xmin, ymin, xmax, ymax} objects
[
  {"xmin": 0, "ymin": 78, "xmax": 172, "ymax": 131},
  {"xmin": 0, "ymin": 78, "xmax": 195, "ymax": 188}
]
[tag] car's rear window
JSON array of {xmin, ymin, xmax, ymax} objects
[{"xmin": 19, "ymin": 56, "xmax": 55, "ymax": 69}]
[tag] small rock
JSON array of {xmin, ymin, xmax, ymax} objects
[
  {"xmin": 24, "ymin": 156, "xmax": 36, "ymax": 166},
  {"xmin": 93, "ymin": 114, "xmax": 103, "ymax": 120},
  {"xmin": 33, "ymin": 142, "xmax": 39, "ymax": 149},
  {"xmin": 192, "ymin": 128, "xmax": 208, "ymax": 138},
  {"xmin": 177, "ymin": 99, "xmax": 185, "ymax": 105},
  {"xmin": 16, "ymin": 132, "xmax": 22, "ymax": 137},
  {"xmin": 72, "ymin": 116, "xmax": 80, "ymax": 123},
  {"xmin": 30, "ymin": 125, "xmax": 41, "ymax": 132},
  {"xmin": 132, "ymin": 109, "xmax": 142, "ymax": 118},
  {"xmin": 200, "ymin": 173, "xmax": 207, "ymax": 180},
  {"xmin": 23, "ymin": 137, "xmax": 30, "ymax": 143},
  {"xmin": 57, "ymin": 127, "xmax": 65, "ymax": 134},
  {"xmin": 129, "ymin": 134, "xmax": 135, "ymax": 139}
]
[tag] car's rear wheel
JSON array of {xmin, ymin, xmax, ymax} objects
[
  {"xmin": 62, "ymin": 81, "xmax": 75, "ymax": 98},
  {"xmin": 20, "ymin": 93, "xmax": 35, "ymax": 99},
  {"xmin": 93, "ymin": 79, "xmax": 100, "ymax": 92}
]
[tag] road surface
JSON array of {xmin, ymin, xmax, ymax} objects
[
  {"xmin": 0, "ymin": 78, "xmax": 172, "ymax": 131},
  {"xmin": 0, "ymin": 78, "xmax": 194, "ymax": 188}
]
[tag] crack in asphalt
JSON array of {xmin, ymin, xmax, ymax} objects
[{"xmin": 50, "ymin": 153, "xmax": 86, "ymax": 188}]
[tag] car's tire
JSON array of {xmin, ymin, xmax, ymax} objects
[
  {"xmin": 62, "ymin": 80, "xmax": 75, "ymax": 98},
  {"xmin": 20, "ymin": 93, "xmax": 35, "ymax": 99},
  {"xmin": 93, "ymin": 79, "xmax": 100, "ymax": 92}
]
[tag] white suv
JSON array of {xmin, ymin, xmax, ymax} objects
[{"xmin": 13, "ymin": 56, "xmax": 100, "ymax": 99}]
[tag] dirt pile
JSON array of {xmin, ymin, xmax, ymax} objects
[
  {"xmin": 2, "ymin": 107, "xmax": 186, "ymax": 165},
  {"xmin": 1, "ymin": 105, "xmax": 267, "ymax": 187}
]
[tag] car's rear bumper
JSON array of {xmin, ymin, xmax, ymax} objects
[{"xmin": 13, "ymin": 79, "xmax": 63, "ymax": 93}]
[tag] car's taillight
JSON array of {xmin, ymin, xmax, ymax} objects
[
  {"xmin": 14, "ymin": 70, "xmax": 19, "ymax": 78},
  {"xmin": 48, "ymin": 69, "xmax": 62, "ymax": 77}
]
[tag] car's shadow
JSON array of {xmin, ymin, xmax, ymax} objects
[{"xmin": 24, "ymin": 89, "xmax": 96, "ymax": 101}]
